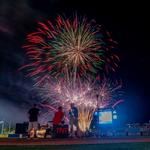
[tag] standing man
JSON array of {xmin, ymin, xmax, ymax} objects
[
  {"xmin": 53, "ymin": 106, "xmax": 64, "ymax": 126},
  {"xmin": 69, "ymin": 103, "xmax": 79, "ymax": 137},
  {"xmin": 52, "ymin": 106, "xmax": 64, "ymax": 137},
  {"xmin": 28, "ymin": 104, "xmax": 40, "ymax": 138}
]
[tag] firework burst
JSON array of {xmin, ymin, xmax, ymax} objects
[
  {"xmin": 35, "ymin": 78, "xmax": 122, "ymax": 132},
  {"xmin": 19, "ymin": 14, "xmax": 122, "ymax": 132},
  {"xmin": 93, "ymin": 78, "xmax": 123, "ymax": 108},
  {"xmin": 20, "ymin": 15, "xmax": 118, "ymax": 84}
]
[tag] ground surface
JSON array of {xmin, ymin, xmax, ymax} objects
[{"xmin": 1, "ymin": 137, "xmax": 150, "ymax": 150}]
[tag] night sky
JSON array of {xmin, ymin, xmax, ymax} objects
[{"xmin": 0, "ymin": 0, "xmax": 150, "ymax": 124}]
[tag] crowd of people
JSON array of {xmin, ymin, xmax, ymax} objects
[{"xmin": 27, "ymin": 103, "xmax": 79, "ymax": 138}]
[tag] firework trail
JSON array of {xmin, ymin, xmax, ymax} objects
[
  {"xmin": 35, "ymin": 78, "xmax": 122, "ymax": 132},
  {"xmin": 93, "ymin": 78, "xmax": 123, "ymax": 108},
  {"xmin": 19, "ymin": 14, "xmax": 122, "ymax": 132},
  {"xmin": 19, "ymin": 15, "xmax": 119, "ymax": 84}
]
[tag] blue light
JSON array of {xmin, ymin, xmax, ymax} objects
[
  {"xmin": 113, "ymin": 110, "xmax": 117, "ymax": 114},
  {"xmin": 113, "ymin": 114, "xmax": 117, "ymax": 119},
  {"xmin": 94, "ymin": 112, "xmax": 98, "ymax": 116}
]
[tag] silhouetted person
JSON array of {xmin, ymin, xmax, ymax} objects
[
  {"xmin": 28, "ymin": 104, "xmax": 40, "ymax": 137},
  {"xmin": 69, "ymin": 103, "xmax": 79, "ymax": 137}
]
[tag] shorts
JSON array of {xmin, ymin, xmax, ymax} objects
[{"xmin": 28, "ymin": 121, "xmax": 38, "ymax": 131}]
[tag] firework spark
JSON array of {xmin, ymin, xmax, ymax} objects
[
  {"xmin": 35, "ymin": 78, "xmax": 122, "ymax": 132},
  {"xmin": 93, "ymin": 78, "xmax": 123, "ymax": 108},
  {"xmin": 19, "ymin": 14, "xmax": 121, "ymax": 132},
  {"xmin": 20, "ymin": 15, "xmax": 118, "ymax": 84}
]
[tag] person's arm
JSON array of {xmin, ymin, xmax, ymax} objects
[
  {"xmin": 61, "ymin": 112, "xmax": 65, "ymax": 124},
  {"xmin": 38, "ymin": 109, "xmax": 40, "ymax": 116},
  {"xmin": 52, "ymin": 112, "xmax": 56, "ymax": 123},
  {"xmin": 28, "ymin": 109, "xmax": 30, "ymax": 119},
  {"xmin": 75, "ymin": 107, "xmax": 78, "ymax": 119}
]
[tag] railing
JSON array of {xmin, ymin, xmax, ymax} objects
[{"xmin": 0, "ymin": 121, "xmax": 13, "ymax": 135}]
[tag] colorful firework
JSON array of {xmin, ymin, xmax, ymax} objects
[
  {"xmin": 19, "ymin": 14, "xmax": 122, "ymax": 132},
  {"xmin": 35, "ymin": 78, "xmax": 122, "ymax": 132},
  {"xmin": 19, "ymin": 15, "xmax": 119, "ymax": 84},
  {"xmin": 93, "ymin": 78, "xmax": 123, "ymax": 108}
]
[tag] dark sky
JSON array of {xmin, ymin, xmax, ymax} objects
[{"xmin": 0, "ymin": 0, "xmax": 150, "ymax": 124}]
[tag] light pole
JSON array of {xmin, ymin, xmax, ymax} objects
[
  {"xmin": 0, "ymin": 121, "xmax": 4, "ymax": 134},
  {"xmin": 8, "ymin": 121, "xmax": 11, "ymax": 134}
]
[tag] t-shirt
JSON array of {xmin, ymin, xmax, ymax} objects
[
  {"xmin": 53, "ymin": 111, "xmax": 64, "ymax": 125},
  {"xmin": 69, "ymin": 107, "xmax": 78, "ymax": 118},
  {"xmin": 28, "ymin": 107, "xmax": 39, "ymax": 122}
]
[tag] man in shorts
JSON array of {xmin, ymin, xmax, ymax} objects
[{"xmin": 28, "ymin": 104, "xmax": 40, "ymax": 138}]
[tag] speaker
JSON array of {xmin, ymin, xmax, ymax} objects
[
  {"xmin": 15, "ymin": 123, "xmax": 28, "ymax": 134},
  {"xmin": 53, "ymin": 125, "xmax": 69, "ymax": 138}
]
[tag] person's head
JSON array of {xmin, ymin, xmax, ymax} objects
[
  {"xmin": 58, "ymin": 106, "xmax": 62, "ymax": 111},
  {"xmin": 70, "ymin": 103, "xmax": 75, "ymax": 108},
  {"xmin": 33, "ymin": 104, "xmax": 37, "ymax": 108}
]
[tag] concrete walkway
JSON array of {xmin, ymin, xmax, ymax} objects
[{"xmin": 0, "ymin": 137, "xmax": 150, "ymax": 146}]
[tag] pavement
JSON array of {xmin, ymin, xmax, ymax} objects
[{"xmin": 1, "ymin": 136, "xmax": 150, "ymax": 146}]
